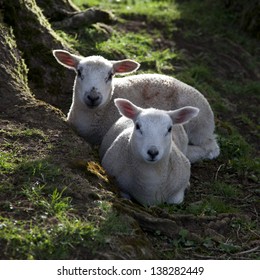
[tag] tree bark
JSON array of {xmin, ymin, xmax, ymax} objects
[
  {"xmin": 0, "ymin": 22, "xmax": 33, "ymax": 113},
  {"xmin": 36, "ymin": 0, "xmax": 80, "ymax": 22},
  {"xmin": 1, "ymin": 0, "xmax": 75, "ymax": 112},
  {"xmin": 52, "ymin": 8, "xmax": 115, "ymax": 30},
  {"xmin": 36, "ymin": 0, "xmax": 115, "ymax": 29}
]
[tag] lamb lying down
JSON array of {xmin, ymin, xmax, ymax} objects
[
  {"xmin": 100, "ymin": 98, "xmax": 199, "ymax": 206},
  {"xmin": 52, "ymin": 50, "xmax": 220, "ymax": 163}
]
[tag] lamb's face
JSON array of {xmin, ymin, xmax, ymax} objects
[
  {"xmin": 53, "ymin": 50, "xmax": 140, "ymax": 110},
  {"xmin": 131, "ymin": 110, "xmax": 173, "ymax": 163},
  {"xmin": 75, "ymin": 56, "xmax": 114, "ymax": 109}
]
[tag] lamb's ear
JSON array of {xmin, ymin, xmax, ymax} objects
[
  {"xmin": 114, "ymin": 98, "xmax": 142, "ymax": 120},
  {"xmin": 169, "ymin": 106, "xmax": 200, "ymax": 125},
  {"xmin": 52, "ymin": 50, "xmax": 81, "ymax": 70},
  {"xmin": 112, "ymin": 59, "xmax": 140, "ymax": 75}
]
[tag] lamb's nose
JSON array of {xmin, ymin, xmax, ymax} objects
[
  {"xmin": 147, "ymin": 146, "xmax": 159, "ymax": 160},
  {"xmin": 87, "ymin": 95, "xmax": 100, "ymax": 102},
  {"xmin": 85, "ymin": 88, "xmax": 101, "ymax": 107}
]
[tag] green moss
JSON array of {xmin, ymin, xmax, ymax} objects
[{"xmin": 0, "ymin": 25, "xmax": 29, "ymax": 88}]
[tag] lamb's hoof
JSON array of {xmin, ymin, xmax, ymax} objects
[
  {"xmin": 168, "ymin": 191, "xmax": 185, "ymax": 204},
  {"xmin": 207, "ymin": 146, "xmax": 220, "ymax": 160}
]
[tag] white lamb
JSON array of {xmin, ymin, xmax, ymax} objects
[
  {"xmin": 100, "ymin": 98, "xmax": 199, "ymax": 206},
  {"xmin": 53, "ymin": 50, "xmax": 219, "ymax": 163}
]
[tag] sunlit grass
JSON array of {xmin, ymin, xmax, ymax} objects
[
  {"xmin": 0, "ymin": 215, "xmax": 97, "ymax": 259},
  {"xmin": 95, "ymin": 30, "xmax": 177, "ymax": 72},
  {"xmin": 0, "ymin": 127, "xmax": 46, "ymax": 139},
  {"xmin": 74, "ymin": 0, "xmax": 180, "ymax": 23},
  {"xmin": 0, "ymin": 151, "xmax": 17, "ymax": 174}
]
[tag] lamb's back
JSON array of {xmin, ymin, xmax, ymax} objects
[{"xmin": 113, "ymin": 74, "xmax": 208, "ymax": 109}]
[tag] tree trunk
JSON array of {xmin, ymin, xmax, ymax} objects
[
  {"xmin": 1, "ymin": 0, "xmax": 76, "ymax": 112},
  {"xmin": 0, "ymin": 22, "xmax": 33, "ymax": 113},
  {"xmin": 36, "ymin": 0, "xmax": 80, "ymax": 22}
]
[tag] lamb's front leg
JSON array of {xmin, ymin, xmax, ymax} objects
[{"xmin": 167, "ymin": 186, "xmax": 188, "ymax": 205}]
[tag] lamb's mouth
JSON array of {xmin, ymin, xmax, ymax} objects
[
  {"xmin": 146, "ymin": 158, "xmax": 159, "ymax": 163},
  {"xmin": 85, "ymin": 102, "xmax": 100, "ymax": 109},
  {"xmin": 84, "ymin": 94, "xmax": 103, "ymax": 108}
]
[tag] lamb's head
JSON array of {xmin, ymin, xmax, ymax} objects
[
  {"xmin": 115, "ymin": 98, "xmax": 199, "ymax": 163},
  {"xmin": 53, "ymin": 50, "xmax": 140, "ymax": 109}
]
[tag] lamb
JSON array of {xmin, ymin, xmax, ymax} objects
[
  {"xmin": 53, "ymin": 49, "xmax": 219, "ymax": 163},
  {"xmin": 100, "ymin": 98, "xmax": 200, "ymax": 206}
]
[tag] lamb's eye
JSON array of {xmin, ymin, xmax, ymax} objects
[
  {"xmin": 167, "ymin": 126, "xmax": 172, "ymax": 134},
  {"xmin": 77, "ymin": 69, "xmax": 82, "ymax": 79},
  {"xmin": 106, "ymin": 72, "xmax": 113, "ymax": 83},
  {"xmin": 135, "ymin": 122, "xmax": 142, "ymax": 134}
]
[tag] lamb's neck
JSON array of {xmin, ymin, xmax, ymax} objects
[
  {"xmin": 129, "ymin": 152, "xmax": 172, "ymax": 187},
  {"xmin": 66, "ymin": 97, "xmax": 106, "ymax": 144},
  {"xmin": 67, "ymin": 97, "xmax": 101, "ymax": 121}
]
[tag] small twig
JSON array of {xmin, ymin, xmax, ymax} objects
[
  {"xmin": 248, "ymin": 229, "xmax": 260, "ymax": 239},
  {"xmin": 214, "ymin": 164, "xmax": 225, "ymax": 181},
  {"xmin": 235, "ymin": 224, "xmax": 242, "ymax": 242},
  {"xmin": 193, "ymin": 253, "xmax": 218, "ymax": 259},
  {"xmin": 234, "ymin": 246, "xmax": 260, "ymax": 256},
  {"xmin": 253, "ymin": 206, "xmax": 259, "ymax": 226}
]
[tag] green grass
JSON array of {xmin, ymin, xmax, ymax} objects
[
  {"xmin": 0, "ymin": 178, "xmax": 130, "ymax": 259},
  {"xmin": 0, "ymin": 182, "xmax": 130, "ymax": 259},
  {"xmin": 218, "ymin": 128, "xmax": 259, "ymax": 181},
  {"xmin": 98, "ymin": 31, "xmax": 153, "ymax": 58},
  {"xmin": 0, "ymin": 215, "xmax": 97, "ymax": 259},
  {"xmin": 96, "ymin": 31, "xmax": 178, "ymax": 72},
  {"xmin": 186, "ymin": 196, "xmax": 238, "ymax": 216},
  {"xmin": 164, "ymin": 192, "xmax": 239, "ymax": 216},
  {"xmin": 0, "ymin": 151, "xmax": 17, "ymax": 174},
  {"xmin": 221, "ymin": 80, "xmax": 260, "ymax": 99},
  {"xmin": 0, "ymin": 157, "xmax": 130, "ymax": 259},
  {"xmin": 70, "ymin": 0, "xmax": 181, "ymax": 66},
  {"xmin": 212, "ymin": 181, "xmax": 242, "ymax": 197},
  {"xmin": 71, "ymin": 24, "xmax": 179, "ymax": 73},
  {"xmin": 74, "ymin": 0, "xmax": 180, "ymax": 23},
  {"xmin": 0, "ymin": 125, "xmax": 129, "ymax": 259},
  {"xmin": 0, "ymin": 127, "xmax": 46, "ymax": 139},
  {"xmin": 22, "ymin": 185, "xmax": 72, "ymax": 216}
]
